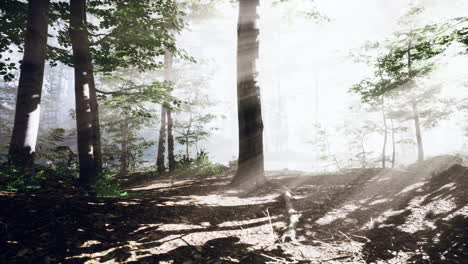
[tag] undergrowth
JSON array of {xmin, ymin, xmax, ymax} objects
[
  {"xmin": 0, "ymin": 162, "xmax": 78, "ymax": 193},
  {"xmin": 175, "ymin": 151, "xmax": 225, "ymax": 178},
  {"xmin": 0, "ymin": 162, "xmax": 127, "ymax": 197}
]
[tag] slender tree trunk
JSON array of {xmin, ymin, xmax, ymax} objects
[
  {"xmin": 119, "ymin": 120, "xmax": 129, "ymax": 175},
  {"xmin": 390, "ymin": 118, "xmax": 396, "ymax": 168},
  {"xmin": 165, "ymin": 50, "xmax": 176, "ymax": 172},
  {"xmin": 167, "ymin": 109, "xmax": 175, "ymax": 171},
  {"xmin": 185, "ymin": 135, "xmax": 190, "ymax": 160},
  {"xmin": 89, "ymin": 72, "xmax": 102, "ymax": 171},
  {"xmin": 381, "ymin": 96, "xmax": 388, "ymax": 168},
  {"xmin": 156, "ymin": 106, "xmax": 167, "ymax": 174},
  {"xmin": 69, "ymin": 0, "xmax": 98, "ymax": 192},
  {"xmin": 230, "ymin": 0, "xmax": 266, "ymax": 188},
  {"xmin": 411, "ymin": 101, "xmax": 424, "ymax": 162},
  {"xmin": 360, "ymin": 136, "xmax": 366, "ymax": 168},
  {"xmin": 8, "ymin": 0, "xmax": 50, "ymax": 170}
]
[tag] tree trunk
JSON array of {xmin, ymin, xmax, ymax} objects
[
  {"xmin": 230, "ymin": 0, "xmax": 266, "ymax": 189},
  {"xmin": 412, "ymin": 101, "xmax": 424, "ymax": 162},
  {"xmin": 119, "ymin": 120, "xmax": 129, "ymax": 175},
  {"xmin": 185, "ymin": 135, "xmax": 190, "ymax": 160},
  {"xmin": 69, "ymin": 0, "xmax": 98, "ymax": 192},
  {"xmin": 8, "ymin": 0, "xmax": 50, "ymax": 170},
  {"xmin": 89, "ymin": 72, "xmax": 102, "ymax": 171},
  {"xmin": 167, "ymin": 109, "xmax": 175, "ymax": 172},
  {"xmin": 156, "ymin": 106, "xmax": 167, "ymax": 174},
  {"xmin": 381, "ymin": 96, "xmax": 388, "ymax": 168},
  {"xmin": 390, "ymin": 118, "xmax": 396, "ymax": 168},
  {"xmin": 165, "ymin": 50, "xmax": 176, "ymax": 172}
]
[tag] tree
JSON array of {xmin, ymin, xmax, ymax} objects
[
  {"xmin": 98, "ymin": 74, "xmax": 174, "ymax": 175},
  {"xmin": 69, "ymin": 0, "xmax": 98, "ymax": 192},
  {"xmin": 174, "ymin": 111, "xmax": 216, "ymax": 160},
  {"xmin": 351, "ymin": 5, "xmax": 466, "ymax": 163},
  {"xmin": 165, "ymin": 51, "xmax": 176, "ymax": 172},
  {"xmin": 156, "ymin": 106, "xmax": 167, "ymax": 174},
  {"xmin": 8, "ymin": 0, "xmax": 50, "ymax": 171},
  {"xmin": 156, "ymin": 50, "xmax": 176, "ymax": 174},
  {"xmin": 230, "ymin": 0, "xmax": 266, "ymax": 188},
  {"xmin": 349, "ymin": 41, "xmax": 391, "ymax": 168}
]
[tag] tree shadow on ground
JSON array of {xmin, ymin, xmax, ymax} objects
[
  {"xmin": 0, "ymin": 185, "xmax": 285, "ymax": 263},
  {"xmin": 128, "ymin": 237, "xmax": 299, "ymax": 264},
  {"xmin": 360, "ymin": 164, "xmax": 468, "ymax": 263},
  {"xmin": 1, "ymin": 165, "xmax": 466, "ymax": 263}
]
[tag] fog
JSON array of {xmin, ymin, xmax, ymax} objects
[
  {"xmin": 1, "ymin": 0, "xmax": 467, "ymax": 171},
  {"xmin": 176, "ymin": 0, "xmax": 468, "ymax": 170}
]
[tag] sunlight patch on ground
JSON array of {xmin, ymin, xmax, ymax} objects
[
  {"xmin": 396, "ymin": 182, "xmax": 426, "ymax": 195},
  {"xmin": 87, "ymin": 202, "xmax": 106, "ymax": 205},
  {"xmin": 158, "ymin": 223, "xmax": 208, "ymax": 232},
  {"xmin": 361, "ymin": 209, "xmax": 404, "ymax": 229},
  {"xmin": 117, "ymin": 201, "xmax": 140, "ymax": 205},
  {"xmin": 80, "ymin": 240, "xmax": 101, "ymax": 248},
  {"xmin": 217, "ymin": 215, "xmax": 280, "ymax": 228},
  {"xmin": 315, "ymin": 203, "xmax": 360, "ymax": 225},
  {"xmin": 436, "ymin": 182, "xmax": 456, "ymax": 191},
  {"xmin": 443, "ymin": 204, "xmax": 468, "ymax": 220},
  {"xmin": 376, "ymin": 177, "xmax": 391, "ymax": 182},
  {"xmin": 368, "ymin": 198, "xmax": 389, "ymax": 206},
  {"xmin": 399, "ymin": 197, "xmax": 457, "ymax": 233},
  {"xmin": 131, "ymin": 179, "xmax": 195, "ymax": 191},
  {"xmin": 188, "ymin": 193, "xmax": 279, "ymax": 206},
  {"xmin": 130, "ymin": 224, "xmax": 159, "ymax": 234}
]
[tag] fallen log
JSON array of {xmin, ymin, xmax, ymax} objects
[{"xmin": 281, "ymin": 190, "xmax": 302, "ymax": 243}]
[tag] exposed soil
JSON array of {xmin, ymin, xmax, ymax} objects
[{"xmin": 0, "ymin": 165, "xmax": 466, "ymax": 263}]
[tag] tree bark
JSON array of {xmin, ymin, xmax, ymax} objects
[
  {"xmin": 381, "ymin": 96, "xmax": 388, "ymax": 168},
  {"xmin": 165, "ymin": 50, "xmax": 176, "ymax": 172},
  {"xmin": 412, "ymin": 101, "xmax": 424, "ymax": 162},
  {"xmin": 167, "ymin": 109, "xmax": 175, "ymax": 171},
  {"xmin": 230, "ymin": 0, "xmax": 266, "ymax": 189},
  {"xmin": 390, "ymin": 118, "xmax": 396, "ymax": 168},
  {"xmin": 156, "ymin": 106, "xmax": 167, "ymax": 174},
  {"xmin": 89, "ymin": 72, "xmax": 102, "ymax": 171},
  {"xmin": 8, "ymin": 0, "xmax": 50, "ymax": 170},
  {"xmin": 69, "ymin": 0, "xmax": 98, "ymax": 192},
  {"xmin": 119, "ymin": 120, "xmax": 129, "ymax": 175}
]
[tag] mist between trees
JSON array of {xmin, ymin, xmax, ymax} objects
[{"xmin": 0, "ymin": 0, "xmax": 467, "ymax": 190}]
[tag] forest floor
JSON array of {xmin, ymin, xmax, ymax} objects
[{"xmin": 0, "ymin": 164, "xmax": 467, "ymax": 264}]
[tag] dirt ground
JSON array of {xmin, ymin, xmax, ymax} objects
[{"xmin": 0, "ymin": 165, "xmax": 467, "ymax": 264}]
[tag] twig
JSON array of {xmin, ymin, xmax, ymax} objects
[
  {"xmin": 323, "ymin": 255, "xmax": 353, "ymax": 262},
  {"xmin": 259, "ymin": 253, "xmax": 287, "ymax": 263},
  {"xmin": 351, "ymin": 234, "xmax": 371, "ymax": 243},
  {"xmin": 338, "ymin": 230, "xmax": 353, "ymax": 241},
  {"xmin": 263, "ymin": 208, "xmax": 279, "ymax": 243}
]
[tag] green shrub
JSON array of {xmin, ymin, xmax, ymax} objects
[
  {"xmin": 175, "ymin": 150, "xmax": 225, "ymax": 177},
  {"xmin": 94, "ymin": 172, "xmax": 128, "ymax": 197},
  {"xmin": 0, "ymin": 162, "xmax": 78, "ymax": 192}
]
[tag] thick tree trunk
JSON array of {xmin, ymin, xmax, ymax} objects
[
  {"xmin": 8, "ymin": 0, "xmax": 49, "ymax": 170},
  {"xmin": 381, "ymin": 96, "xmax": 387, "ymax": 168},
  {"xmin": 69, "ymin": 0, "xmax": 98, "ymax": 192},
  {"xmin": 119, "ymin": 120, "xmax": 129, "ymax": 175},
  {"xmin": 230, "ymin": 0, "xmax": 266, "ymax": 189},
  {"xmin": 412, "ymin": 101, "xmax": 424, "ymax": 162},
  {"xmin": 390, "ymin": 118, "xmax": 396, "ymax": 168},
  {"xmin": 156, "ymin": 106, "xmax": 167, "ymax": 174},
  {"xmin": 165, "ymin": 50, "xmax": 176, "ymax": 172}
]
